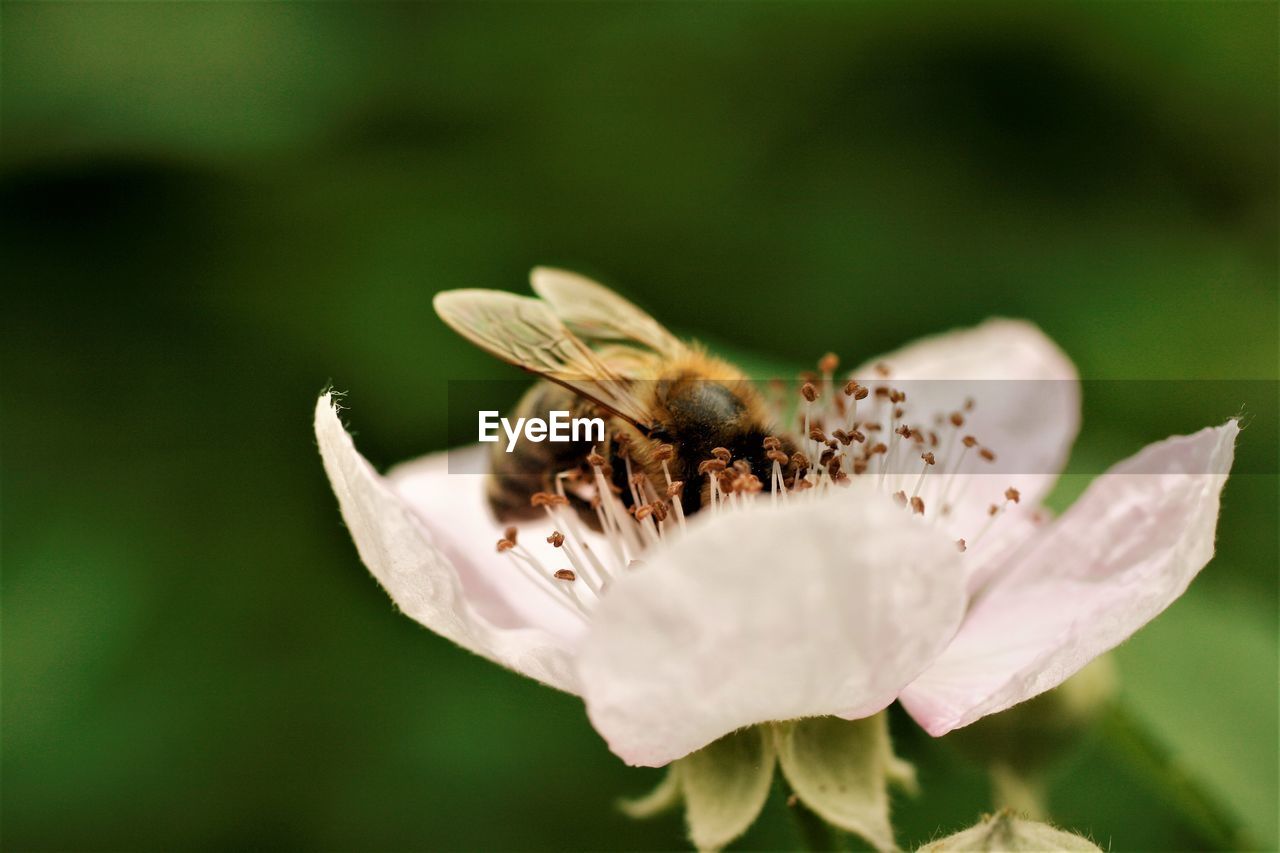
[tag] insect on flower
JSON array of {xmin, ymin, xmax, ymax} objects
[{"xmin": 316, "ymin": 267, "xmax": 1238, "ymax": 769}]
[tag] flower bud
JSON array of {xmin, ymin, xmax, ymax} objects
[{"xmin": 917, "ymin": 810, "xmax": 1100, "ymax": 852}]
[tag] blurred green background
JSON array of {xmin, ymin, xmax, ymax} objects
[{"xmin": 2, "ymin": 2, "xmax": 1276, "ymax": 850}]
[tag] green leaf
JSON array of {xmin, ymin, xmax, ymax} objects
[
  {"xmin": 773, "ymin": 714, "xmax": 902, "ymax": 852},
  {"xmin": 915, "ymin": 810, "xmax": 1101, "ymax": 852},
  {"xmin": 676, "ymin": 726, "xmax": 777, "ymax": 852},
  {"xmin": 618, "ymin": 768, "xmax": 683, "ymax": 820}
]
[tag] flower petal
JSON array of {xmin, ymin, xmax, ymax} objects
[
  {"xmin": 852, "ymin": 319, "xmax": 1081, "ymax": 540},
  {"xmin": 577, "ymin": 483, "xmax": 967, "ymax": 767},
  {"xmin": 388, "ymin": 446, "xmax": 589, "ymax": 642},
  {"xmin": 900, "ymin": 420, "xmax": 1239, "ymax": 736},
  {"xmin": 314, "ymin": 394, "xmax": 580, "ymax": 693}
]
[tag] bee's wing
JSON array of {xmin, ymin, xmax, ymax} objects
[
  {"xmin": 434, "ymin": 289, "xmax": 656, "ymax": 430},
  {"xmin": 530, "ymin": 267, "xmax": 685, "ymax": 356}
]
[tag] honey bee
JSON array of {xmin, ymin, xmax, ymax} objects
[{"xmin": 434, "ymin": 268, "xmax": 796, "ymax": 524}]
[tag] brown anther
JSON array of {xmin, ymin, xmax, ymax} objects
[
  {"xmin": 844, "ymin": 381, "xmax": 869, "ymax": 400},
  {"xmin": 852, "ymin": 458, "xmax": 868, "ymax": 474},
  {"xmin": 547, "ymin": 531, "xmax": 565, "ymax": 547},
  {"xmin": 896, "ymin": 424, "xmax": 912, "ymax": 438},
  {"xmin": 820, "ymin": 448, "xmax": 836, "ymax": 466},
  {"xmin": 929, "ymin": 431, "xmax": 939, "ymax": 447},
  {"xmin": 849, "ymin": 429, "xmax": 865, "ymax": 443},
  {"xmin": 762, "ymin": 435, "xmax": 782, "ymax": 450},
  {"xmin": 988, "ymin": 503, "xmax": 1000, "ymax": 516},
  {"xmin": 809, "ymin": 427, "xmax": 827, "ymax": 442},
  {"xmin": 800, "ymin": 382, "xmax": 818, "ymax": 403},
  {"xmin": 893, "ymin": 407, "xmax": 905, "ymax": 419},
  {"xmin": 496, "ymin": 539, "xmax": 516, "ymax": 553},
  {"xmin": 962, "ymin": 435, "xmax": 978, "ymax": 448},
  {"xmin": 819, "ymin": 353, "xmax": 839, "ymax": 373},
  {"xmin": 865, "ymin": 423, "xmax": 882, "ymax": 432},
  {"xmin": 503, "ymin": 526, "xmax": 518, "ymax": 543},
  {"xmin": 732, "ymin": 459, "xmax": 751, "ymax": 474},
  {"xmin": 964, "ymin": 397, "xmax": 975, "ymax": 411},
  {"xmin": 667, "ymin": 480, "xmax": 685, "ymax": 498},
  {"xmin": 711, "ymin": 446, "xmax": 732, "ymax": 463},
  {"xmin": 875, "ymin": 362, "xmax": 891, "ymax": 377},
  {"xmin": 870, "ymin": 442, "xmax": 888, "ymax": 456},
  {"xmin": 955, "ymin": 538, "xmax": 967, "ymax": 552},
  {"xmin": 892, "ymin": 490, "xmax": 908, "ymax": 506},
  {"xmin": 790, "ymin": 451, "xmax": 811, "ymax": 470},
  {"xmin": 874, "ymin": 386, "xmax": 891, "ymax": 399},
  {"xmin": 831, "ymin": 428, "xmax": 851, "ymax": 445},
  {"xmin": 653, "ymin": 443, "xmax": 675, "ymax": 462},
  {"xmin": 921, "ymin": 452, "xmax": 936, "ymax": 465},
  {"xmin": 890, "ymin": 389, "xmax": 906, "ymax": 404},
  {"xmin": 766, "ymin": 449, "xmax": 790, "ymax": 465},
  {"xmin": 631, "ymin": 472, "xmax": 649, "ymax": 488},
  {"xmin": 979, "ymin": 448, "xmax": 996, "ymax": 462},
  {"xmin": 740, "ymin": 475, "xmax": 764, "ymax": 494},
  {"xmin": 794, "ymin": 479, "xmax": 814, "ymax": 491},
  {"xmin": 910, "ymin": 496, "xmax": 925, "ymax": 515},
  {"xmin": 587, "ymin": 450, "xmax": 606, "ymax": 467},
  {"xmin": 553, "ymin": 569, "xmax": 576, "ymax": 582},
  {"xmin": 531, "ymin": 492, "xmax": 570, "ymax": 508},
  {"xmin": 697, "ymin": 458, "xmax": 727, "ymax": 475},
  {"xmin": 651, "ymin": 501, "xmax": 670, "ymax": 521},
  {"xmin": 949, "ymin": 412, "xmax": 965, "ymax": 427},
  {"xmin": 634, "ymin": 505, "xmax": 653, "ymax": 520},
  {"xmin": 1005, "ymin": 487, "xmax": 1021, "ymax": 503},
  {"xmin": 833, "ymin": 470, "xmax": 851, "ymax": 485}
]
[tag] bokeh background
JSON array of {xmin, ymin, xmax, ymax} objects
[{"xmin": 2, "ymin": 2, "xmax": 1276, "ymax": 850}]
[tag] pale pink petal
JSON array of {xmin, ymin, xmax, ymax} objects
[
  {"xmin": 577, "ymin": 483, "xmax": 967, "ymax": 767},
  {"xmin": 851, "ymin": 319, "xmax": 1080, "ymax": 541},
  {"xmin": 315, "ymin": 394, "xmax": 580, "ymax": 693},
  {"xmin": 389, "ymin": 447, "xmax": 589, "ymax": 642},
  {"xmin": 900, "ymin": 421, "xmax": 1239, "ymax": 736}
]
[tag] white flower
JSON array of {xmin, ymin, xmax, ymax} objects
[{"xmin": 315, "ymin": 319, "xmax": 1237, "ymax": 767}]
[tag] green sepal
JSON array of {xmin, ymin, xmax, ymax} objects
[
  {"xmin": 618, "ymin": 768, "xmax": 682, "ymax": 820},
  {"xmin": 773, "ymin": 714, "xmax": 903, "ymax": 852},
  {"xmin": 677, "ymin": 726, "xmax": 777, "ymax": 852},
  {"xmin": 915, "ymin": 810, "xmax": 1100, "ymax": 852}
]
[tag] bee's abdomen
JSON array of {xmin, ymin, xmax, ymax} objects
[{"xmin": 486, "ymin": 381, "xmax": 599, "ymax": 521}]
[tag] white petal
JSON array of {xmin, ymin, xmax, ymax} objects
[
  {"xmin": 900, "ymin": 420, "xmax": 1239, "ymax": 736},
  {"xmin": 314, "ymin": 394, "xmax": 580, "ymax": 693},
  {"xmin": 388, "ymin": 447, "xmax": 589, "ymax": 642},
  {"xmin": 577, "ymin": 483, "xmax": 967, "ymax": 767},
  {"xmin": 852, "ymin": 319, "xmax": 1080, "ymax": 542}
]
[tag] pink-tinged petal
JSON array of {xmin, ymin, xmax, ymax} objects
[
  {"xmin": 852, "ymin": 319, "xmax": 1080, "ymax": 539},
  {"xmin": 900, "ymin": 420, "xmax": 1239, "ymax": 736},
  {"xmin": 315, "ymin": 394, "xmax": 580, "ymax": 693},
  {"xmin": 389, "ymin": 447, "xmax": 589, "ymax": 643},
  {"xmin": 577, "ymin": 483, "xmax": 967, "ymax": 767}
]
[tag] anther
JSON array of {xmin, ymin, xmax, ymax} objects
[
  {"xmin": 819, "ymin": 353, "xmax": 839, "ymax": 373},
  {"xmin": 921, "ymin": 452, "xmax": 936, "ymax": 466},
  {"xmin": 910, "ymin": 496, "xmax": 925, "ymax": 515},
  {"xmin": 800, "ymin": 382, "xmax": 818, "ymax": 403},
  {"xmin": 553, "ymin": 569, "xmax": 576, "ymax": 582},
  {"xmin": 962, "ymin": 435, "xmax": 977, "ymax": 448},
  {"xmin": 890, "ymin": 389, "xmax": 906, "ymax": 404},
  {"xmin": 587, "ymin": 450, "xmax": 606, "ymax": 467},
  {"xmin": 955, "ymin": 538, "xmax": 967, "ymax": 552},
  {"xmin": 892, "ymin": 490, "xmax": 908, "ymax": 507},
  {"xmin": 809, "ymin": 427, "xmax": 827, "ymax": 442},
  {"xmin": 766, "ymin": 449, "xmax": 790, "ymax": 465},
  {"xmin": 844, "ymin": 381, "xmax": 869, "ymax": 400},
  {"xmin": 979, "ymin": 447, "xmax": 997, "ymax": 462},
  {"xmin": 547, "ymin": 531, "xmax": 565, "ymax": 547},
  {"xmin": 949, "ymin": 412, "xmax": 965, "ymax": 427},
  {"xmin": 503, "ymin": 526, "xmax": 518, "ymax": 543},
  {"xmin": 763, "ymin": 435, "xmax": 782, "ymax": 450},
  {"xmin": 988, "ymin": 503, "xmax": 1000, "ymax": 516},
  {"xmin": 653, "ymin": 443, "xmax": 675, "ymax": 462},
  {"xmin": 667, "ymin": 480, "xmax": 685, "ymax": 498},
  {"xmin": 875, "ymin": 362, "xmax": 891, "ymax": 377},
  {"xmin": 697, "ymin": 458, "xmax": 727, "ymax": 475},
  {"xmin": 1005, "ymin": 487, "xmax": 1021, "ymax": 503},
  {"xmin": 790, "ymin": 451, "xmax": 811, "ymax": 470},
  {"xmin": 496, "ymin": 538, "xmax": 516, "ymax": 553},
  {"xmin": 711, "ymin": 447, "xmax": 732, "ymax": 463}
]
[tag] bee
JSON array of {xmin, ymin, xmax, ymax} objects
[{"xmin": 433, "ymin": 267, "xmax": 797, "ymax": 524}]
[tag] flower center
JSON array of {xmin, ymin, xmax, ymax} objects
[{"xmin": 494, "ymin": 354, "xmax": 1025, "ymax": 621}]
